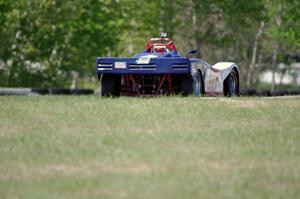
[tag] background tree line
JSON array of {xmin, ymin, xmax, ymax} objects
[{"xmin": 0, "ymin": 0, "xmax": 299, "ymax": 88}]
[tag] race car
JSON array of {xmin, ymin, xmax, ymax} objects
[{"xmin": 96, "ymin": 33, "xmax": 239, "ymax": 97}]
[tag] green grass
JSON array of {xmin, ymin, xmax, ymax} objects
[{"xmin": 0, "ymin": 96, "xmax": 300, "ymax": 199}]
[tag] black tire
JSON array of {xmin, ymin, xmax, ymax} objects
[
  {"xmin": 224, "ymin": 70, "xmax": 238, "ymax": 97},
  {"xmin": 51, "ymin": 88, "xmax": 72, "ymax": 95},
  {"xmin": 31, "ymin": 88, "xmax": 49, "ymax": 95},
  {"xmin": 101, "ymin": 74, "xmax": 121, "ymax": 97},
  {"xmin": 180, "ymin": 72, "xmax": 203, "ymax": 96},
  {"xmin": 71, "ymin": 89, "xmax": 94, "ymax": 95}
]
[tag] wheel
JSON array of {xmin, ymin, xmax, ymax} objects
[
  {"xmin": 224, "ymin": 70, "xmax": 238, "ymax": 97},
  {"xmin": 101, "ymin": 74, "xmax": 121, "ymax": 97},
  {"xmin": 180, "ymin": 71, "xmax": 203, "ymax": 96}
]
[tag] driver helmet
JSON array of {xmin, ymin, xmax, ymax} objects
[{"xmin": 153, "ymin": 45, "xmax": 167, "ymax": 53}]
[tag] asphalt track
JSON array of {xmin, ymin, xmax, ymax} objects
[
  {"xmin": 0, "ymin": 88, "xmax": 300, "ymax": 97},
  {"xmin": 0, "ymin": 88, "xmax": 94, "ymax": 96}
]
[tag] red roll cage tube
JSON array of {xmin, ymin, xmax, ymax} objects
[{"xmin": 144, "ymin": 38, "xmax": 177, "ymax": 53}]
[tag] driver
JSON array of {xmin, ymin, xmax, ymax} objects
[{"xmin": 144, "ymin": 33, "xmax": 179, "ymax": 56}]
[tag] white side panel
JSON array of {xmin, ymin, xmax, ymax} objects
[{"xmin": 205, "ymin": 62, "xmax": 237, "ymax": 93}]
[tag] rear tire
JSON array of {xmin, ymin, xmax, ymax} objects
[
  {"xmin": 101, "ymin": 74, "xmax": 121, "ymax": 97},
  {"xmin": 224, "ymin": 70, "xmax": 238, "ymax": 97},
  {"xmin": 180, "ymin": 72, "xmax": 203, "ymax": 96}
]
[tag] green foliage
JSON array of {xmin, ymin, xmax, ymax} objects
[
  {"xmin": 267, "ymin": 0, "xmax": 300, "ymax": 50},
  {"xmin": 0, "ymin": 0, "xmax": 125, "ymax": 87},
  {"xmin": 0, "ymin": 0, "xmax": 299, "ymax": 87}
]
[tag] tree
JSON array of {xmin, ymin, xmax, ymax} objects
[
  {"xmin": 1, "ymin": 0, "xmax": 299, "ymax": 88},
  {"xmin": 0, "ymin": 0, "xmax": 126, "ymax": 87}
]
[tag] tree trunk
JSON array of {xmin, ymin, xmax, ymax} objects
[
  {"xmin": 192, "ymin": 0, "xmax": 202, "ymax": 58},
  {"xmin": 271, "ymin": 47, "xmax": 279, "ymax": 92},
  {"xmin": 246, "ymin": 21, "xmax": 265, "ymax": 87}
]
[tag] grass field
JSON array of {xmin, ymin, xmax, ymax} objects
[{"xmin": 0, "ymin": 96, "xmax": 300, "ymax": 199}]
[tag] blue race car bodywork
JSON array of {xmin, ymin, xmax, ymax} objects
[
  {"xmin": 96, "ymin": 34, "xmax": 239, "ymax": 97},
  {"xmin": 97, "ymin": 55, "xmax": 195, "ymax": 75}
]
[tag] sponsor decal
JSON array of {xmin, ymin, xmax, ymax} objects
[
  {"xmin": 136, "ymin": 55, "xmax": 157, "ymax": 64},
  {"xmin": 115, "ymin": 62, "xmax": 126, "ymax": 69}
]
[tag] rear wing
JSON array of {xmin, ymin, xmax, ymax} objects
[{"xmin": 96, "ymin": 57, "xmax": 191, "ymax": 75}]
